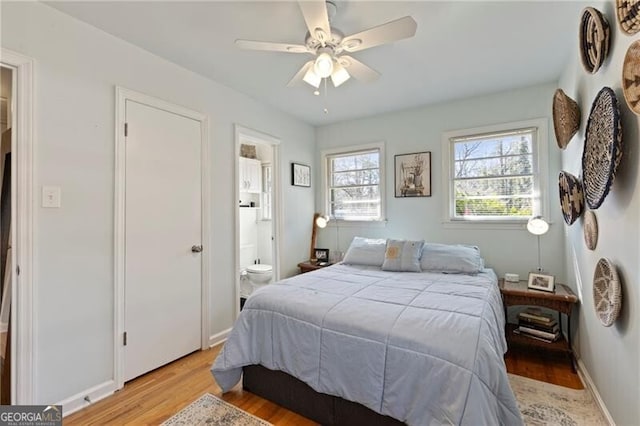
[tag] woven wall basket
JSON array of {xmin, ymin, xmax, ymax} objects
[
  {"xmin": 582, "ymin": 87, "xmax": 623, "ymax": 209},
  {"xmin": 623, "ymin": 40, "xmax": 640, "ymax": 115},
  {"xmin": 616, "ymin": 0, "xmax": 640, "ymax": 34},
  {"xmin": 580, "ymin": 7, "xmax": 611, "ymax": 74},
  {"xmin": 583, "ymin": 210, "xmax": 598, "ymax": 250},
  {"xmin": 558, "ymin": 171, "xmax": 584, "ymax": 225},
  {"xmin": 553, "ymin": 89, "xmax": 581, "ymax": 149},
  {"xmin": 593, "ymin": 258, "xmax": 622, "ymax": 327}
]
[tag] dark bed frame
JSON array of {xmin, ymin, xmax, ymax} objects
[{"xmin": 242, "ymin": 365, "xmax": 405, "ymax": 426}]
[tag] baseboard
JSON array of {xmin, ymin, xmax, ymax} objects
[
  {"xmin": 58, "ymin": 380, "xmax": 117, "ymax": 417},
  {"xmin": 575, "ymin": 358, "xmax": 615, "ymax": 426},
  {"xmin": 208, "ymin": 328, "xmax": 232, "ymax": 348}
]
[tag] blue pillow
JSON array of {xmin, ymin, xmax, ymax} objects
[
  {"xmin": 342, "ymin": 237, "xmax": 388, "ymax": 266},
  {"xmin": 420, "ymin": 243, "xmax": 483, "ymax": 274},
  {"xmin": 381, "ymin": 239, "xmax": 424, "ymax": 272}
]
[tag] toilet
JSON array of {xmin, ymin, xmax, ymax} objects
[{"xmin": 246, "ymin": 264, "xmax": 273, "ymax": 291}]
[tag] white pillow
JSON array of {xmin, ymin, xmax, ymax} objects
[
  {"xmin": 381, "ymin": 239, "xmax": 424, "ymax": 272},
  {"xmin": 420, "ymin": 243, "xmax": 484, "ymax": 274},
  {"xmin": 342, "ymin": 237, "xmax": 387, "ymax": 266}
]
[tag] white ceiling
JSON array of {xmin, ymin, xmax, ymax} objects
[{"xmin": 47, "ymin": 1, "xmax": 587, "ymax": 126}]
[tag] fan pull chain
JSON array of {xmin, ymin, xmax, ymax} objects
[{"xmin": 323, "ymin": 78, "xmax": 329, "ymax": 114}]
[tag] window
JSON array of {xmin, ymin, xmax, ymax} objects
[
  {"xmin": 443, "ymin": 119, "xmax": 548, "ymax": 223},
  {"xmin": 323, "ymin": 143, "xmax": 385, "ymax": 221}
]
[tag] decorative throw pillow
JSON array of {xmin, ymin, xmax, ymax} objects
[
  {"xmin": 342, "ymin": 237, "xmax": 388, "ymax": 266},
  {"xmin": 381, "ymin": 239, "xmax": 424, "ymax": 272},
  {"xmin": 420, "ymin": 243, "xmax": 484, "ymax": 274}
]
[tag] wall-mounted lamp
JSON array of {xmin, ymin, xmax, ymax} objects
[
  {"xmin": 310, "ymin": 213, "xmax": 330, "ymax": 260},
  {"xmin": 527, "ymin": 216, "xmax": 549, "ymax": 272}
]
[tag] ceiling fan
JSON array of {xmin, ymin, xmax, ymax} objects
[{"xmin": 235, "ymin": 1, "xmax": 417, "ymax": 89}]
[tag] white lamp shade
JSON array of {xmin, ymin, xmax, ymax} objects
[
  {"xmin": 527, "ymin": 216, "xmax": 549, "ymax": 235},
  {"xmin": 314, "ymin": 52, "xmax": 334, "ymax": 78},
  {"xmin": 315, "ymin": 215, "xmax": 330, "ymax": 228},
  {"xmin": 331, "ymin": 62, "xmax": 350, "ymax": 87},
  {"xmin": 303, "ymin": 67, "xmax": 321, "ymax": 88}
]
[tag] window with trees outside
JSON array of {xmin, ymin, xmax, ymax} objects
[
  {"xmin": 444, "ymin": 121, "xmax": 546, "ymax": 222},
  {"xmin": 324, "ymin": 145, "xmax": 384, "ymax": 221}
]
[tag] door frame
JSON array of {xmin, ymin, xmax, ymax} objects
[
  {"xmin": 1, "ymin": 48, "xmax": 35, "ymax": 405},
  {"xmin": 114, "ymin": 87, "xmax": 210, "ymax": 389},
  {"xmin": 234, "ymin": 125, "xmax": 282, "ymax": 318}
]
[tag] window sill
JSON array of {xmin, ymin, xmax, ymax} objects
[
  {"xmin": 328, "ymin": 220, "xmax": 388, "ymax": 228},
  {"xmin": 442, "ymin": 220, "xmax": 553, "ymax": 231}
]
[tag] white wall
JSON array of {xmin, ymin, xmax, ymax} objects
[
  {"xmin": 558, "ymin": 2, "xmax": 639, "ymax": 424},
  {"xmin": 316, "ymin": 82, "xmax": 564, "ymax": 281},
  {"xmin": 1, "ymin": 2, "xmax": 315, "ymax": 405}
]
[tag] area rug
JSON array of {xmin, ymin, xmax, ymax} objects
[
  {"xmin": 161, "ymin": 393, "xmax": 271, "ymax": 426},
  {"xmin": 509, "ymin": 374, "xmax": 607, "ymax": 425},
  {"xmin": 164, "ymin": 378, "xmax": 606, "ymax": 426}
]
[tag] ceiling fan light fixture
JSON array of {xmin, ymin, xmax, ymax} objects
[
  {"xmin": 314, "ymin": 52, "xmax": 334, "ymax": 78},
  {"xmin": 331, "ymin": 62, "xmax": 350, "ymax": 87},
  {"xmin": 303, "ymin": 67, "xmax": 321, "ymax": 88}
]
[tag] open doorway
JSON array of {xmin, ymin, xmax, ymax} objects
[
  {"xmin": 0, "ymin": 65, "xmax": 13, "ymax": 404},
  {"xmin": 234, "ymin": 126, "xmax": 281, "ymax": 315}
]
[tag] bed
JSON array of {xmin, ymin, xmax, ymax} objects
[{"xmin": 212, "ymin": 256, "xmax": 522, "ymax": 425}]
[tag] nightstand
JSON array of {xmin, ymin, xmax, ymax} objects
[
  {"xmin": 499, "ymin": 279, "xmax": 578, "ymax": 371},
  {"xmin": 297, "ymin": 260, "xmax": 331, "ymax": 274}
]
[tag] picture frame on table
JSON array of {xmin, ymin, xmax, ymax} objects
[
  {"xmin": 313, "ymin": 248, "xmax": 330, "ymax": 263},
  {"xmin": 291, "ymin": 162, "xmax": 311, "ymax": 187},
  {"xmin": 395, "ymin": 151, "xmax": 432, "ymax": 197},
  {"xmin": 528, "ymin": 272, "xmax": 555, "ymax": 292}
]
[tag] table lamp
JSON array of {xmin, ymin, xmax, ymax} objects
[
  {"xmin": 310, "ymin": 213, "xmax": 329, "ymax": 261},
  {"xmin": 527, "ymin": 216, "xmax": 549, "ymax": 272}
]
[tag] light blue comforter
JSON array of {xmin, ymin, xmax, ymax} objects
[{"xmin": 211, "ymin": 264, "xmax": 522, "ymax": 425}]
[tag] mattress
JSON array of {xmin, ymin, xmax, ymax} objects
[{"xmin": 211, "ymin": 264, "xmax": 522, "ymax": 425}]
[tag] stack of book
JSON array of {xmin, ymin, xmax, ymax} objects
[{"xmin": 514, "ymin": 308, "xmax": 560, "ymax": 343}]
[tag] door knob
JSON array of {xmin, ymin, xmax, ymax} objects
[{"xmin": 191, "ymin": 245, "xmax": 203, "ymax": 253}]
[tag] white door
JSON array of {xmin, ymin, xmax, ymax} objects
[{"xmin": 124, "ymin": 99, "xmax": 202, "ymax": 381}]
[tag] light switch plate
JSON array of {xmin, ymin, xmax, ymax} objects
[{"xmin": 42, "ymin": 186, "xmax": 61, "ymax": 208}]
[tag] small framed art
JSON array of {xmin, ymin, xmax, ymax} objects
[
  {"xmin": 291, "ymin": 162, "xmax": 311, "ymax": 187},
  {"xmin": 528, "ymin": 272, "xmax": 555, "ymax": 292},
  {"xmin": 313, "ymin": 248, "xmax": 329, "ymax": 262},
  {"xmin": 395, "ymin": 151, "xmax": 431, "ymax": 197}
]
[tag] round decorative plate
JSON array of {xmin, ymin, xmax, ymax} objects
[
  {"xmin": 583, "ymin": 210, "xmax": 598, "ymax": 250},
  {"xmin": 616, "ymin": 0, "xmax": 640, "ymax": 35},
  {"xmin": 623, "ymin": 40, "xmax": 640, "ymax": 115},
  {"xmin": 553, "ymin": 89, "xmax": 581, "ymax": 149},
  {"xmin": 581, "ymin": 87, "xmax": 623, "ymax": 210},
  {"xmin": 593, "ymin": 258, "xmax": 622, "ymax": 327},
  {"xmin": 558, "ymin": 171, "xmax": 584, "ymax": 225},
  {"xmin": 580, "ymin": 7, "xmax": 611, "ymax": 74}
]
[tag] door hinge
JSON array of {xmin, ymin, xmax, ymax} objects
[
  {"xmin": 124, "ymin": 122, "xmax": 128, "ymax": 137},
  {"xmin": 16, "ymin": 265, "xmax": 20, "ymax": 276},
  {"xmin": 123, "ymin": 332, "xmax": 127, "ymax": 346}
]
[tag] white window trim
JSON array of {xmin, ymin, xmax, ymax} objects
[
  {"xmin": 441, "ymin": 118, "xmax": 549, "ymax": 229},
  {"xmin": 321, "ymin": 141, "xmax": 387, "ymax": 224}
]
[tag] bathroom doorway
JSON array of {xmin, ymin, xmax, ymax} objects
[{"xmin": 234, "ymin": 125, "xmax": 281, "ymax": 315}]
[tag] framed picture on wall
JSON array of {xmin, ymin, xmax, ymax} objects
[
  {"xmin": 291, "ymin": 162, "xmax": 311, "ymax": 187},
  {"xmin": 395, "ymin": 151, "xmax": 431, "ymax": 197}
]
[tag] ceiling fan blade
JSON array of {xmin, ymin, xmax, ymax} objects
[
  {"xmin": 298, "ymin": 0, "xmax": 331, "ymax": 45},
  {"xmin": 341, "ymin": 16, "xmax": 417, "ymax": 53},
  {"xmin": 235, "ymin": 39, "xmax": 309, "ymax": 54},
  {"xmin": 287, "ymin": 61, "xmax": 314, "ymax": 87},
  {"xmin": 338, "ymin": 56, "xmax": 380, "ymax": 83}
]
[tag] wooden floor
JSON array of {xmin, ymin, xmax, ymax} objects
[{"xmin": 65, "ymin": 344, "xmax": 582, "ymax": 425}]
